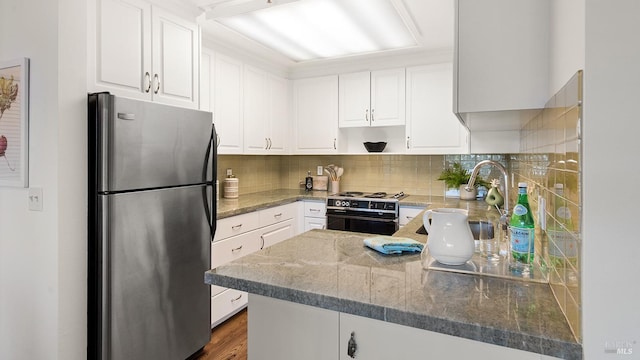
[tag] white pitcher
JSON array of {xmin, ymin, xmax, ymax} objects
[{"xmin": 423, "ymin": 208, "xmax": 475, "ymax": 265}]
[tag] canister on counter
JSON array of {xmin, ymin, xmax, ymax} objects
[{"xmin": 223, "ymin": 175, "xmax": 239, "ymax": 198}]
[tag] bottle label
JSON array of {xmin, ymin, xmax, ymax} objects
[
  {"xmin": 513, "ymin": 204, "xmax": 528, "ymax": 216},
  {"xmin": 510, "ymin": 227, "xmax": 534, "ymax": 254},
  {"xmin": 556, "ymin": 206, "xmax": 571, "ymax": 220}
]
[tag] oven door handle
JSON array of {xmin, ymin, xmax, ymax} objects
[{"xmin": 326, "ymin": 214, "xmax": 398, "ymax": 223}]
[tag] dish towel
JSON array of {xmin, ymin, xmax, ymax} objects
[{"xmin": 363, "ymin": 236, "xmax": 424, "ymax": 255}]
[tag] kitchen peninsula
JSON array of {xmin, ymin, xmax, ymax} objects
[{"xmin": 206, "ymin": 195, "xmax": 581, "ymax": 360}]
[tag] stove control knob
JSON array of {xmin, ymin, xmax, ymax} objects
[{"xmin": 335, "ymin": 200, "xmax": 341, "ymax": 206}]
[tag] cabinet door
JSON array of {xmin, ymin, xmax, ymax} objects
[
  {"xmin": 90, "ymin": 0, "xmax": 152, "ymax": 100},
  {"xmin": 339, "ymin": 313, "xmax": 545, "ymax": 360},
  {"xmin": 406, "ymin": 64, "xmax": 469, "ymax": 154},
  {"xmin": 455, "ymin": 0, "xmax": 548, "ymax": 113},
  {"xmin": 199, "ymin": 50, "xmax": 213, "ymax": 111},
  {"xmin": 268, "ymin": 75, "xmax": 290, "ymax": 154},
  {"xmin": 151, "ymin": 6, "xmax": 199, "ymax": 109},
  {"xmin": 293, "ymin": 76, "xmax": 339, "ymax": 154},
  {"xmin": 370, "ymin": 68, "xmax": 405, "ymax": 127},
  {"xmin": 243, "ymin": 65, "xmax": 270, "ymax": 153},
  {"xmin": 260, "ymin": 219, "xmax": 295, "ymax": 248},
  {"xmin": 304, "ymin": 217, "xmax": 326, "ymax": 232},
  {"xmin": 249, "ymin": 294, "xmax": 339, "ymax": 360},
  {"xmin": 339, "ymin": 71, "xmax": 371, "ymax": 128},
  {"xmin": 214, "ymin": 54, "xmax": 244, "ymax": 154}
]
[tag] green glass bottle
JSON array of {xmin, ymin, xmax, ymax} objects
[{"xmin": 509, "ymin": 182, "xmax": 535, "ymax": 265}]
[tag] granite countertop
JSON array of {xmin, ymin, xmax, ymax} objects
[{"xmin": 207, "ymin": 194, "xmax": 582, "ymax": 359}]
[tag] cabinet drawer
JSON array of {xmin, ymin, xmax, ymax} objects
[
  {"xmin": 304, "ymin": 217, "xmax": 326, "ymax": 232},
  {"xmin": 259, "ymin": 203, "xmax": 297, "ymax": 227},
  {"xmin": 304, "ymin": 201, "xmax": 326, "ymax": 217},
  {"xmin": 211, "ymin": 288, "xmax": 247, "ymax": 327},
  {"xmin": 399, "ymin": 206, "xmax": 424, "ymax": 226},
  {"xmin": 214, "ymin": 211, "xmax": 260, "ymax": 242},
  {"xmin": 211, "ymin": 230, "xmax": 262, "ymax": 268},
  {"xmin": 210, "ymin": 285, "xmax": 227, "ymax": 297}
]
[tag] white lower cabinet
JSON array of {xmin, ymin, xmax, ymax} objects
[
  {"xmin": 211, "ymin": 203, "xmax": 298, "ymax": 327},
  {"xmin": 303, "ymin": 200, "xmax": 326, "ymax": 232},
  {"xmin": 249, "ymin": 295, "xmax": 561, "ymax": 360},
  {"xmin": 399, "ymin": 205, "xmax": 425, "ymax": 227},
  {"xmin": 248, "ymin": 294, "xmax": 339, "ymax": 360}
]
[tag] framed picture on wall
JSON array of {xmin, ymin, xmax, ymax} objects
[{"xmin": 0, "ymin": 57, "xmax": 29, "ymax": 187}]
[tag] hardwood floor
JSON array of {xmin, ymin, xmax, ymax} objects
[{"xmin": 193, "ymin": 309, "xmax": 248, "ymax": 360}]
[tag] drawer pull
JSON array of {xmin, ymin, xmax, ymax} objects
[
  {"xmin": 231, "ymin": 245, "xmax": 243, "ymax": 253},
  {"xmin": 406, "ymin": 216, "xmax": 414, "ymax": 219},
  {"xmin": 274, "ymin": 213, "xmax": 283, "ymax": 218},
  {"xmin": 260, "ymin": 235, "xmax": 265, "ymax": 249},
  {"xmin": 230, "ymin": 294, "xmax": 243, "ymax": 302},
  {"xmin": 310, "ymin": 209, "xmax": 321, "ymax": 212},
  {"xmin": 231, "ymin": 224, "xmax": 243, "ymax": 230}
]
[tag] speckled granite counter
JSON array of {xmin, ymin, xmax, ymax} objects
[
  {"xmin": 207, "ymin": 198, "xmax": 582, "ymax": 359},
  {"xmin": 216, "ymin": 189, "xmax": 327, "ymax": 219}
]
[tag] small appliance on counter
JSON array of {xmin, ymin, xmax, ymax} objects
[
  {"xmin": 326, "ymin": 191, "xmax": 407, "ymax": 235},
  {"xmin": 305, "ymin": 171, "xmax": 313, "ymax": 192}
]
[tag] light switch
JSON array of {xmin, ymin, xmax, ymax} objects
[{"xmin": 28, "ymin": 187, "xmax": 43, "ymax": 211}]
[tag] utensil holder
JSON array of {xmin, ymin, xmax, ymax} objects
[{"xmin": 331, "ymin": 181, "xmax": 339, "ymax": 195}]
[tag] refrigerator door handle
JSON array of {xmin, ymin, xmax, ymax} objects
[{"xmin": 201, "ymin": 124, "xmax": 217, "ymax": 240}]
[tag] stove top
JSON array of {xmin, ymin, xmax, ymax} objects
[{"xmin": 331, "ymin": 191, "xmax": 406, "ymax": 200}]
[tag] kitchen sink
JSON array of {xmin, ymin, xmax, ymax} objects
[{"xmin": 416, "ymin": 220, "xmax": 494, "ymax": 240}]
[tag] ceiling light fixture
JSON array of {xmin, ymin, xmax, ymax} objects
[{"xmin": 206, "ymin": 0, "xmax": 419, "ymax": 62}]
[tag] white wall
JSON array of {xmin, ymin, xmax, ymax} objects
[
  {"xmin": 583, "ymin": 0, "xmax": 640, "ymax": 359},
  {"xmin": 549, "ymin": 0, "xmax": 585, "ymax": 97},
  {"xmin": 0, "ymin": 0, "xmax": 86, "ymax": 359}
]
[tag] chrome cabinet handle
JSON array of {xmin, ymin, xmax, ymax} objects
[
  {"xmin": 230, "ymin": 294, "xmax": 243, "ymax": 302},
  {"xmin": 406, "ymin": 215, "xmax": 414, "ymax": 219},
  {"xmin": 406, "ymin": 136, "xmax": 410, "ymax": 149},
  {"xmin": 347, "ymin": 332, "xmax": 357, "ymax": 358},
  {"xmin": 268, "ymin": 138, "xmax": 272, "ymax": 149},
  {"xmin": 153, "ymin": 74, "xmax": 160, "ymax": 94},
  {"xmin": 310, "ymin": 208, "xmax": 320, "ymax": 212},
  {"xmin": 260, "ymin": 235, "xmax": 265, "ymax": 249},
  {"xmin": 144, "ymin": 72, "xmax": 151, "ymax": 93},
  {"xmin": 231, "ymin": 224, "xmax": 243, "ymax": 230},
  {"xmin": 333, "ymin": 138, "xmax": 337, "ymax": 150},
  {"xmin": 371, "ymin": 108, "xmax": 375, "ymax": 122},
  {"xmin": 365, "ymin": 109, "xmax": 368, "ymax": 121},
  {"xmin": 231, "ymin": 245, "xmax": 243, "ymax": 252},
  {"xmin": 274, "ymin": 213, "xmax": 282, "ymax": 218},
  {"xmin": 265, "ymin": 138, "xmax": 269, "ymax": 150},
  {"xmin": 216, "ymin": 134, "xmax": 221, "ymax": 148}
]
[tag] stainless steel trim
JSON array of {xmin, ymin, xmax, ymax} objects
[
  {"xmin": 326, "ymin": 213, "xmax": 398, "ymax": 223},
  {"xmin": 100, "ymin": 196, "xmax": 110, "ymax": 360},
  {"xmin": 117, "ymin": 113, "xmax": 135, "ymax": 121},
  {"xmin": 326, "ymin": 207, "xmax": 397, "ymax": 215},
  {"xmin": 98, "ymin": 94, "xmax": 112, "ymax": 193}
]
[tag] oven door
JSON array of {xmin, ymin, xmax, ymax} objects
[{"xmin": 326, "ymin": 213, "xmax": 398, "ymax": 236}]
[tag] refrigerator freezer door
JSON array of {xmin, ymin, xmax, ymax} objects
[
  {"xmin": 100, "ymin": 185, "xmax": 211, "ymax": 360},
  {"xmin": 94, "ymin": 93, "xmax": 213, "ymax": 192}
]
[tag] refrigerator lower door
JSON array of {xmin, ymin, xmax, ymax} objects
[{"xmin": 99, "ymin": 185, "xmax": 211, "ymax": 360}]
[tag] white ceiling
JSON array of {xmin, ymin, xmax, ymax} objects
[{"xmin": 188, "ymin": 0, "xmax": 454, "ymax": 74}]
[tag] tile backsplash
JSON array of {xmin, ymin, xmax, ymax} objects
[{"xmin": 512, "ymin": 71, "xmax": 583, "ymax": 342}]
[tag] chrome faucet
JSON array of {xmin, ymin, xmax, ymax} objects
[{"xmin": 465, "ymin": 160, "xmax": 510, "ymax": 217}]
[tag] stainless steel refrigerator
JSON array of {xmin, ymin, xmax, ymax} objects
[{"xmin": 88, "ymin": 93, "xmax": 216, "ymax": 360}]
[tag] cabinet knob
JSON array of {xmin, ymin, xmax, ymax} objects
[{"xmin": 347, "ymin": 331, "xmax": 357, "ymax": 358}]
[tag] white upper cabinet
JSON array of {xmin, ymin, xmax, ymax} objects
[
  {"xmin": 454, "ymin": 0, "xmax": 549, "ymax": 115},
  {"xmin": 243, "ymin": 65, "xmax": 289, "ymax": 154},
  {"xmin": 213, "ymin": 54, "xmax": 244, "ymax": 154},
  {"xmin": 89, "ymin": 0, "xmax": 199, "ymax": 108},
  {"xmin": 293, "ymin": 76, "xmax": 339, "ymax": 154},
  {"xmin": 406, "ymin": 63, "xmax": 469, "ymax": 154},
  {"xmin": 339, "ymin": 68, "xmax": 405, "ymax": 128}
]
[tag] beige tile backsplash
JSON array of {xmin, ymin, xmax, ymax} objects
[
  {"xmin": 217, "ymin": 71, "xmax": 582, "ymax": 342},
  {"xmin": 512, "ymin": 71, "xmax": 582, "ymax": 342}
]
